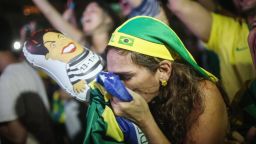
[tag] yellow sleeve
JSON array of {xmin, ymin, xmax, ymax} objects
[{"xmin": 206, "ymin": 13, "xmax": 251, "ymax": 64}]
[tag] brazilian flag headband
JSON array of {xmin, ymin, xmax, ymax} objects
[{"xmin": 108, "ymin": 16, "xmax": 217, "ymax": 82}]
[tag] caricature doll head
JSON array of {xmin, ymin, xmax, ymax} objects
[
  {"xmin": 26, "ymin": 29, "xmax": 84, "ymax": 63},
  {"xmin": 24, "ymin": 29, "xmax": 104, "ymax": 101}
]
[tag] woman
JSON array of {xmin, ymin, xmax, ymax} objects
[
  {"xmin": 106, "ymin": 16, "xmax": 229, "ymax": 143},
  {"xmin": 32, "ymin": 0, "xmax": 121, "ymax": 57},
  {"xmin": 119, "ymin": 0, "xmax": 169, "ymax": 24}
]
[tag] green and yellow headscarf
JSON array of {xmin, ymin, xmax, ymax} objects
[{"xmin": 108, "ymin": 16, "xmax": 217, "ymax": 82}]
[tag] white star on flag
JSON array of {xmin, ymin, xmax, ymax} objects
[
  {"xmin": 99, "ymin": 74, "xmax": 107, "ymax": 82},
  {"xmin": 109, "ymin": 76, "xmax": 115, "ymax": 80}
]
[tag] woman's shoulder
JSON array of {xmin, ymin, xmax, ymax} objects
[
  {"xmin": 198, "ymin": 80, "xmax": 221, "ymax": 98},
  {"xmin": 198, "ymin": 80, "xmax": 227, "ymax": 115},
  {"xmin": 199, "ymin": 80, "xmax": 227, "ymax": 122},
  {"xmin": 185, "ymin": 80, "xmax": 228, "ymax": 143},
  {"xmin": 198, "ymin": 80, "xmax": 228, "ymax": 129}
]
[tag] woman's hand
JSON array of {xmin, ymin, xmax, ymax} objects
[
  {"xmin": 110, "ymin": 88, "xmax": 171, "ymax": 144},
  {"xmin": 111, "ymin": 89, "xmax": 171, "ymax": 143},
  {"xmin": 110, "ymin": 88, "xmax": 152, "ymax": 128}
]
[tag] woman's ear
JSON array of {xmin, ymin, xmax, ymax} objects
[{"xmin": 157, "ymin": 60, "xmax": 172, "ymax": 81}]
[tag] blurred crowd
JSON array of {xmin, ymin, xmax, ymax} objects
[{"xmin": 0, "ymin": 0, "xmax": 255, "ymax": 143}]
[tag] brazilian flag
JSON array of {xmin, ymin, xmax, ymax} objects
[{"xmin": 83, "ymin": 73, "xmax": 147, "ymax": 144}]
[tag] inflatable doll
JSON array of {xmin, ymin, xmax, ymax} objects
[
  {"xmin": 23, "ymin": 29, "xmax": 104, "ymax": 101},
  {"xmin": 23, "ymin": 29, "xmax": 147, "ymax": 144}
]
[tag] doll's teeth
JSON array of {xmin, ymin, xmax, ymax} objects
[{"xmin": 63, "ymin": 44, "xmax": 75, "ymax": 53}]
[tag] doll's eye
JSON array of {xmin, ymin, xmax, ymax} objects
[{"xmin": 50, "ymin": 42, "xmax": 56, "ymax": 48}]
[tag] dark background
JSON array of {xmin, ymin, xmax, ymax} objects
[{"xmin": 0, "ymin": 0, "xmax": 119, "ymax": 41}]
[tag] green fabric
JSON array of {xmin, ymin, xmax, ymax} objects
[
  {"xmin": 242, "ymin": 80, "xmax": 256, "ymax": 119},
  {"xmin": 231, "ymin": 79, "xmax": 256, "ymax": 139},
  {"xmin": 117, "ymin": 16, "xmax": 215, "ymax": 81},
  {"xmin": 244, "ymin": 104, "xmax": 256, "ymax": 120},
  {"xmin": 83, "ymin": 87, "xmax": 125, "ymax": 144}
]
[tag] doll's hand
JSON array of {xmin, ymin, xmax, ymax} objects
[{"xmin": 73, "ymin": 80, "xmax": 86, "ymax": 93}]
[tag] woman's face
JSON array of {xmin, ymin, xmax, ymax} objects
[
  {"xmin": 107, "ymin": 49, "xmax": 161, "ymax": 102},
  {"xmin": 119, "ymin": 0, "xmax": 132, "ymax": 16},
  {"xmin": 233, "ymin": 0, "xmax": 256, "ymax": 12},
  {"xmin": 81, "ymin": 2, "xmax": 110, "ymax": 35}
]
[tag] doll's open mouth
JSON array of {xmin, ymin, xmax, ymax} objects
[{"xmin": 62, "ymin": 43, "xmax": 76, "ymax": 54}]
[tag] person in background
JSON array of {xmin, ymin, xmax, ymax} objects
[
  {"xmin": 119, "ymin": 0, "xmax": 169, "ymax": 24},
  {"xmin": 32, "ymin": 0, "xmax": 121, "ymax": 59},
  {"xmin": 167, "ymin": 0, "xmax": 256, "ymax": 101},
  {"xmin": 248, "ymin": 15, "xmax": 256, "ymax": 68},
  {"xmin": 106, "ymin": 16, "xmax": 228, "ymax": 144},
  {"xmin": 229, "ymin": 13, "xmax": 256, "ymax": 144},
  {"xmin": 0, "ymin": 16, "xmax": 55, "ymax": 144},
  {"xmin": 62, "ymin": 0, "xmax": 79, "ymax": 30}
]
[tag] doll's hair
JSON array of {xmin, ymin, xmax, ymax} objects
[{"xmin": 25, "ymin": 29, "xmax": 60, "ymax": 55}]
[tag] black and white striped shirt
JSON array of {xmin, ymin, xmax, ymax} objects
[{"xmin": 66, "ymin": 50, "xmax": 104, "ymax": 85}]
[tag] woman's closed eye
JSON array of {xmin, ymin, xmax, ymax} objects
[{"xmin": 117, "ymin": 73, "xmax": 134, "ymax": 81}]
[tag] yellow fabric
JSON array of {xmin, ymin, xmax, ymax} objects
[
  {"xmin": 52, "ymin": 91, "xmax": 65, "ymax": 123},
  {"xmin": 206, "ymin": 13, "xmax": 255, "ymax": 101},
  {"xmin": 201, "ymin": 68, "xmax": 218, "ymax": 82},
  {"xmin": 108, "ymin": 32, "xmax": 174, "ymax": 61},
  {"xmin": 90, "ymin": 82, "xmax": 124, "ymax": 142},
  {"xmin": 102, "ymin": 105, "xmax": 124, "ymax": 142},
  {"xmin": 92, "ymin": 82, "xmax": 112, "ymax": 102},
  {"xmin": 109, "ymin": 16, "xmax": 218, "ymax": 82},
  {"xmin": 109, "ymin": 32, "xmax": 218, "ymax": 82}
]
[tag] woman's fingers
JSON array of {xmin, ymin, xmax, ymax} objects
[{"xmin": 110, "ymin": 96, "xmax": 130, "ymax": 117}]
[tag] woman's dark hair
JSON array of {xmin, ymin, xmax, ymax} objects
[
  {"xmin": 0, "ymin": 16, "xmax": 12, "ymax": 51},
  {"xmin": 136, "ymin": 58, "xmax": 204, "ymax": 144},
  {"xmin": 94, "ymin": 0, "xmax": 121, "ymax": 32},
  {"xmin": 107, "ymin": 46, "xmax": 228, "ymax": 143},
  {"xmin": 26, "ymin": 29, "xmax": 60, "ymax": 55},
  {"xmin": 216, "ymin": 0, "xmax": 238, "ymax": 15}
]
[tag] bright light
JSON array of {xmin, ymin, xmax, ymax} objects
[{"xmin": 13, "ymin": 41, "xmax": 21, "ymax": 51}]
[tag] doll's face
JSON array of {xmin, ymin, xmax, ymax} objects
[{"xmin": 43, "ymin": 32, "xmax": 84, "ymax": 63}]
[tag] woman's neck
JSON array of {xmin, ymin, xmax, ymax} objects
[{"xmin": 91, "ymin": 32, "xmax": 109, "ymax": 54}]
